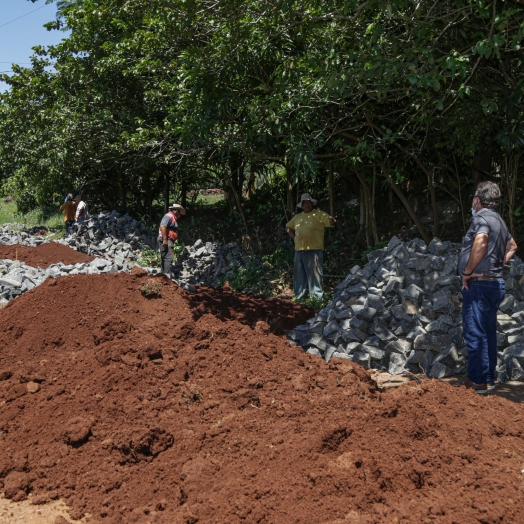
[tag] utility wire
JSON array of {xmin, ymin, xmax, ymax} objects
[{"xmin": 0, "ymin": 5, "xmax": 47, "ymax": 30}]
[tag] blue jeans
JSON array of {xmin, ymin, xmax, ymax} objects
[
  {"xmin": 462, "ymin": 280, "xmax": 505, "ymax": 384},
  {"xmin": 294, "ymin": 250, "xmax": 323, "ymax": 299}
]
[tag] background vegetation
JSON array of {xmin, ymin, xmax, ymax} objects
[{"xmin": 1, "ymin": 0, "xmax": 523, "ymax": 299}]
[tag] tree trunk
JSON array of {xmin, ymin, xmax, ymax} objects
[
  {"xmin": 181, "ymin": 177, "xmax": 188, "ymax": 209},
  {"xmin": 286, "ymin": 163, "xmax": 294, "ymax": 212},
  {"xmin": 329, "ymin": 164, "xmax": 334, "ymax": 217},
  {"xmin": 378, "ymin": 162, "xmax": 431, "ymax": 244},
  {"xmin": 359, "ymin": 185, "xmax": 365, "ymax": 233},
  {"xmin": 355, "ymin": 170, "xmax": 377, "ymax": 247},
  {"xmin": 225, "ymin": 169, "xmax": 251, "ymax": 238},
  {"xmin": 163, "ymin": 172, "xmax": 170, "ymax": 214},
  {"xmin": 429, "ymin": 167, "xmax": 439, "ymax": 238}
]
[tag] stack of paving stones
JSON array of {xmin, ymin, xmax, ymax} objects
[
  {"xmin": 65, "ymin": 210, "xmax": 156, "ymax": 258},
  {"xmin": 288, "ymin": 236, "xmax": 524, "ymax": 383},
  {"xmin": 171, "ymin": 239, "xmax": 245, "ymax": 288},
  {"xmin": 0, "ymin": 257, "xmax": 130, "ymax": 308}
]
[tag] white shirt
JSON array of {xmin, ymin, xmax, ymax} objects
[{"xmin": 75, "ymin": 200, "xmax": 87, "ymax": 221}]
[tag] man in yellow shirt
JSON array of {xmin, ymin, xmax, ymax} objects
[{"xmin": 286, "ymin": 193, "xmax": 336, "ymax": 299}]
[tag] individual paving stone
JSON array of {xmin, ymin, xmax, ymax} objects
[
  {"xmin": 497, "ymin": 312, "xmax": 516, "ymax": 330},
  {"xmin": 365, "ymin": 346, "xmax": 386, "ymax": 361},
  {"xmin": 384, "ymin": 339, "xmax": 412, "ymax": 356},
  {"xmin": 419, "ymin": 350, "xmax": 436, "ymax": 374},
  {"xmin": 429, "ymin": 361, "xmax": 453, "ymax": 379},
  {"xmin": 306, "ymin": 347, "xmax": 323, "ymax": 358},
  {"xmin": 414, "ymin": 333, "xmax": 449, "ymax": 352},
  {"xmin": 331, "ymin": 352, "xmax": 352, "ymax": 360},
  {"xmin": 503, "ymin": 343, "xmax": 524, "ymax": 358},
  {"xmin": 499, "ymin": 295, "xmax": 516, "ymax": 314},
  {"xmin": 506, "ymin": 357, "xmax": 524, "ymax": 381},
  {"xmin": 365, "ymin": 293, "xmax": 384, "ymax": 312},
  {"xmin": 425, "ymin": 318, "xmax": 450, "ymax": 334},
  {"xmin": 406, "ymin": 325, "xmax": 426, "ymax": 341},
  {"xmin": 406, "ymin": 350, "xmax": 424, "ymax": 364},
  {"xmin": 371, "ymin": 321, "xmax": 397, "ymax": 342},
  {"xmin": 342, "ymin": 328, "xmax": 367, "ymax": 343},
  {"xmin": 388, "ymin": 353, "xmax": 406, "ymax": 375},
  {"xmin": 353, "ymin": 351, "xmax": 371, "ymax": 369},
  {"xmin": 324, "ymin": 344, "xmax": 338, "ymax": 363},
  {"xmin": 503, "ymin": 322, "xmax": 524, "ymax": 337}
]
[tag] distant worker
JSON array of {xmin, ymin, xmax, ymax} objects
[
  {"xmin": 75, "ymin": 195, "xmax": 88, "ymax": 223},
  {"xmin": 60, "ymin": 193, "xmax": 77, "ymax": 236},
  {"xmin": 459, "ymin": 181, "xmax": 517, "ymax": 394},
  {"xmin": 286, "ymin": 193, "xmax": 336, "ymax": 300},
  {"xmin": 158, "ymin": 203, "xmax": 186, "ymax": 274}
]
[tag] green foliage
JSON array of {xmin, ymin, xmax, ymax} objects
[
  {"xmin": 220, "ymin": 247, "xmax": 293, "ymax": 296},
  {"xmin": 292, "ymin": 291, "xmax": 334, "ymax": 312},
  {"xmin": 137, "ymin": 247, "xmax": 161, "ymax": 268},
  {"xmin": 0, "ymin": 0, "xmax": 523, "ymax": 253}
]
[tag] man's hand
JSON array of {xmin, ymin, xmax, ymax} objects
[
  {"xmin": 462, "ymin": 272, "xmax": 483, "ymax": 291},
  {"xmin": 329, "ymin": 217, "xmax": 336, "ymax": 226},
  {"xmin": 286, "ymin": 227, "xmax": 295, "ymax": 240}
]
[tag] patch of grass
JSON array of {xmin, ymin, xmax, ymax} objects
[
  {"xmin": 292, "ymin": 291, "xmax": 334, "ymax": 311},
  {"xmin": 0, "ymin": 200, "xmax": 65, "ymax": 232},
  {"xmin": 195, "ymin": 193, "xmax": 224, "ymax": 206},
  {"xmin": 141, "ymin": 279, "xmax": 162, "ymax": 297}
]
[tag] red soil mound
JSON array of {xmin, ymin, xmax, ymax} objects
[
  {"xmin": 0, "ymin": 271, "xmax": 523, "ymax": 523},
  {"xmin": 0, "ymin": 243, "xmax": 94, "ymax": 269}
]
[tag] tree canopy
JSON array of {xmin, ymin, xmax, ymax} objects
[{"xmin": 1, "ymin": 0, "xmax": 523, "ymax": 245}]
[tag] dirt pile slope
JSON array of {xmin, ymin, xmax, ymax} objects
[
  {"xmin": 0, "ymin": 271, "xmax": 524, "ymax": 524},
  {"xmin": 0, "ymin": 243, "xmax": 94, "ymax": 269}
]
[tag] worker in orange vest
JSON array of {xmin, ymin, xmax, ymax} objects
[{"xmin": 158, "ymin": 203, "xmax": 186, "ymax": 274}]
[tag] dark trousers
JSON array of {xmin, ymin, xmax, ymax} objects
[
  {"xmin": 293, "ymin": 249, "xmax": 324, "ymax": 299},
  {"xmin": 462, "ymin": 279, "xmax": 505, "ymax": 384},
  {"xmin": 65, "ymin": 219, "xmax": 75, "ymax": 236},
  {"xmin": 159, "ymin": 239, "xmax": 175, "ymax": 274}
]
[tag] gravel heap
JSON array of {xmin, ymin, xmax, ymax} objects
[
  {"xmin": 288, "ymin": 236, "xmax": 524, "ymax": 383},
  {"xmin": 171, "ymin": 239, "xmax": 246, "ymax": 287},
  {"xmin": 0, "ymin": 257, "xmax": 134, "ymax": 308}
]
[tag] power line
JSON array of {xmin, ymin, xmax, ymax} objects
[
  {"xmin": 0, "ymin": 5, "xmax": 48, "ymax": 30},
  {"xmin": 0, "ymin": 62, "xmax": 32, "ymax": 65}
]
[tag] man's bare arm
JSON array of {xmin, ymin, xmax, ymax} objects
[
  {"xmin": 504, "ymin": 237, "xmax": 518, "ymax": 264},
  {"xmin": 286, "ymin": 227, "xmax": 295, "ymax": 240},
  {"xmin": 462, "ymin": 233, "xmax": 488, "ymax": 290},
  {"xmin": 464, "ymin": 234, "xmax": 488, "ymax": 274},
  {"xmin": 160, "ymin": 225, "xmax": 168, "ymax": 245}
]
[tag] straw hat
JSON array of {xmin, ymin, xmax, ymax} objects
[
  {"xmin": 297, "ymin": 193, "xmax": 317, "ymax": 208},
  {"xmin": 169, "ymin": 203, "xmax": 186, "ymax": 215}
]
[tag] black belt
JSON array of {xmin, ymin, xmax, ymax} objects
[{"xmin": 469, "ymin": 276, "xmax": 499, "ymax": 281}]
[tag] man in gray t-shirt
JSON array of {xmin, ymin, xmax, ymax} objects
[{"xmin": 459, "ymin": 181, "xmax": 517, "ymax": 394}]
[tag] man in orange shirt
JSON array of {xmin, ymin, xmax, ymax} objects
[{"xmin": 60, "ymin": 194, "xmax": 77, "ymax": 236}]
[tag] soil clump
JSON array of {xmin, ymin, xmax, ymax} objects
[
  {"xmin": 0, "ymin": 271, "xmax": 523, "ymax": 523},
  {"xmin": 0, "ymin": 244, "xmax": 94, "ymax": 269}
]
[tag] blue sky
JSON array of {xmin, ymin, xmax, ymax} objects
[{"xmin": 0, "ymin": 0, "xmax": 69, "ymax": 92}]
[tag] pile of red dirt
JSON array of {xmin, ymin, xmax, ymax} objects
[
  {"xmin": 1, "ymin": 270, "xmax": 524, "ymax": 524},
  {"xmin": 0, "ymin": 243, "xmax": 94, "ymax": 269}
]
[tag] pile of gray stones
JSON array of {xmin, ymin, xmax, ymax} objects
[
  {"xmin": 288, "ymin": 236, "xmax": 524, "ymax": 383},
  {"xmin": 0, "ymin": 212, "xmax": 245, "ymax": 304},
  {"xmin": 172, "ymin": 239, "xmax": 245, "ymax": 288}
]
